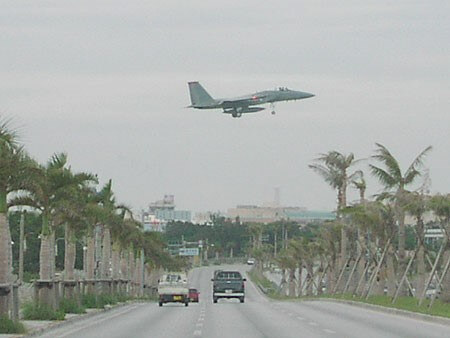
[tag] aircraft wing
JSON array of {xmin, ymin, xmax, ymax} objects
[{"xmin": 219, "ymin": 94, "xmax": 267, "ymax": 107}]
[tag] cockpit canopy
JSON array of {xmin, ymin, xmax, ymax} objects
[{"xmin": 278, "ymin": 87, "xmax": 290, "ymax": 91}]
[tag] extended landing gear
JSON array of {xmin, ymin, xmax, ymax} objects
[
  {"xmin": 270, "ymin": 103, "xmax": 276, "ymax": 115},
  {"xmin": 231, "ymin": 112, "xmax": 242, "ymax": 118}
]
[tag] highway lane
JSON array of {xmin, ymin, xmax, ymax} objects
[{"xmin": 37, "ymin": 265, "xmax": 450, "ymax": 338}]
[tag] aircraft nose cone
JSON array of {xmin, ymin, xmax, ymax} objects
[{"xmin": 296, "ymin": 91, "xmax": 315, "ymax": 99}]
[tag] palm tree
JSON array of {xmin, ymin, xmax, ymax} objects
[
  {"xmin": 428, "ymin": 194, "xmax": 450, "ymax": 302},
  {"xmin": 309, "ymin": 151, "xmax": 360, "ymax": 272},
  {"xmin": 404, "ymin": 192, "xmax": 429, "ymax": 299},
  {"xmin": 370, "ymin": 143, "xmax": 432, "ymax": 293},
  {"xmin": 55, "ymin": 183, "xmax": 97, "ymax": 299},
  {"xmin": 0, "ymin": 118, "xmax": 36, "ymax": 315},
  {"xmin": 95, "ymin": 180, "xmax": 135, "ymax": 293},
  {"xmin": 350, "ymin": 171, "xmax": 367, "ymax": 291},
  {"xmin": 276, "ymin": 248, "xmax": 297, "ymax": 296},
  {"xmin": 317, "ymin": 221, "xmax": 341, "ymax": 293},
  {"xmin": 11, "ymin": 153, "xmax": 95, "ymax": 306}
]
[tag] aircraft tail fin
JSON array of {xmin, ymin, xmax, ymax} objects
[{"xmin": 188, "ymin": 82, "xmax": 215, "ymax": 107}]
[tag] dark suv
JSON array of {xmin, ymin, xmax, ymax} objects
[{"xmin": 211, "ymin": 270, "xmax": 246, "ymax": 303}]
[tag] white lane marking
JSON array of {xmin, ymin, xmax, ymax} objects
[
  {"xmin": 323, "ymin": 328, "xmax": 336, "ymax": 334},
  {"xmin": 308, "ymin": 322, "xmax": 318, "ymax": 326},
  {"xmin": 297, "ymin": 316, "xmax": 305, "ymax": 320},
  {"xmin": 194, "ymin": 329, "xmax": 202, "ymax": 336},
  {"xmin": 198, "ymin": 317, "xmax": 204, "ymax": 321}
]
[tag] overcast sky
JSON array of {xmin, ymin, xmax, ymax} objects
[{"xmin": 1, "ymin": 0, "xmax": 449, "ymax": 213}]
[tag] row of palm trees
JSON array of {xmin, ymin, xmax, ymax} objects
[
  {"xmin": 252, "ymin": 144, "xmax": 449, "ymax": 305},
  {"xmin": 0, "ymin": 118, "xmax": 178, "ymax": 318}
]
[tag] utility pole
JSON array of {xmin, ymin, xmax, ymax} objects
[{"xmin": 19, "ymin": 210, "xmax": 25, "ymax": 283}]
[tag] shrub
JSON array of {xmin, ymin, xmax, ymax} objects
[
  {"xmin": 0, "ymin": 316, "xmax": 26, "ymax": 334},
  {"xmin": 59, "ymin": 298, "xmax": 86, "ymax": 314},
  {"xmin": 81, "ymin": 293, "xmax": 99, "ymax": 308},
  {"xmin": 23, "ymin": 271, "xmax": 39, "ymax": 283},
  {"xmin": 82, "ymin": 293, "xmax": 125, "ymax": 309},
  {"xmin": 22, "ymin": 302, "xmax": 65, "ymax": 321}
]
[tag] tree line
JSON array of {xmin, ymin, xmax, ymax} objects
[
  {"xmin": 251, "ymin": 145, "xmax": 450, "ymax": 307},
  {"xmin": 0, "ymin": 117, "xmax": 184, "ymax": 322}
]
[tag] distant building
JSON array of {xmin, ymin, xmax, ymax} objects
[
  {"xmin": 142, "ymin": 195, "xmax": 191, "ymax": 231},
  {"xmin": 227, "ymin": 205, "xmax": 283, "ymax": 223},
  {"xmin": 283, "ymin": 209, "xmax": 335, "ymax": 223},
  {"xmin": 227, "ymin": 205, "xmax": 334, "ymax": 224},
  {"xmin": 192, "ymin": 211, "xmax": 222, "ymax": 225}
]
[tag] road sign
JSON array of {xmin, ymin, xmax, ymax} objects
[{"xmin": 179, "ymin": 248, "xmax": 200, "ymax": 256}]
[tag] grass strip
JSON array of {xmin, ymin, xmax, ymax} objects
[{"xmin": 248, "ymin": 271, "xmax": 450, "ymax": 319}]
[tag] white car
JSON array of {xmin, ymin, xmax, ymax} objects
[{"xmin": 247, "ymin": 258, "xmax": 255, "ymax": 265}]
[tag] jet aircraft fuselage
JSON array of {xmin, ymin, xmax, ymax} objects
[{"xmin": 187, "ymin": 82, "xmax": 314, "ymax": 118}]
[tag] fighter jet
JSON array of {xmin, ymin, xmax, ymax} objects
[{"xmin": 187, "ymin": 82, "xmax": 314, "ymax": 118}]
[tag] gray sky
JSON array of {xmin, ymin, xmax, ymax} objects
[{"xmin": 1, "ymin": 0, "xmax": 449, "ymax": 213}]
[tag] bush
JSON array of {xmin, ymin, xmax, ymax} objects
[
  {"xmin": 81, "ymin": 293, "xmax": 99, "ymax": 308},
  {"xmin": 59, "ymin": 298, "xmax": 86, "ymax": 314},
  {"xmin": 82, "ymin": 293, "xmax": 127, "ymax": 309},
  {"xmin": 22, "ymin": 271, "xmax": 39, "ymax": 283},
  {"xmin": 0, "ymin": 315, "xmax": 26, "ymax": 334},
  {"xmin": 22, "ymin": 302, "xmax": 65, "ymax": 321}
]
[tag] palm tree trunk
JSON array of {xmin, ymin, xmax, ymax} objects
[
  {"xmin": 101, "ymin": 226, "xmax": 111, "ymax": 294},
  {"xmin": 441, "ymin": 249, "xmax": 450, "ymax": 303},
  {"xmin": 280, "ymin": 268, "xmax": 287, "ymax": 296},
  {"xmin": 111, "ymin": 243, "xmax": 121, "ymax": 280},
  {"xmin": 39, "ymin": 221, "xmax": 52, "ymax": 281},
  {"xmin": 101, "ymin": 226, "xmax": 111, "ymax": 279},
  {"xmin": 355, "ymin": 230, "xmax": 366, "ymax": 294},
  {"xmin": 288, "ymin": 268, "xmax": 296, "ymax": 297},
  {"xmin": 326, "ymin": 258, "xmax": 336, "ymax": 293},
  {"xmin": 64, "ymin": 225, "xmax": 76, "ymax": 298},
  {"xmin": 0, "ymin": 212, "xmax": 11, "ymax": 315},
  {"xmin": 306, "ymin": 263, "xmax": 314, "ymax": 296},
  {"xmin": 85, "ymin": 229, "xmax": 95, "ymax": 293},
  {"xmin": 396, "ymin": 206, "xmax": 408, "ymax": 296},
  {"xmin": 129, "ymin": 249, "xmax": 135, "ymax": 296},
  {"xmin": 296, "ymin": 263, "xmax": 302, "ymax": 297},
  {"xmin": 39, "ymin": 230, "xmax": 52, "ymax": 306},
  {"xmin": 386, "ymin": 245, "xmax": 396, "ymax": 297},
  {"xmin": 111, "ymin": 243, "xmax": 120, "ymax": 294},
  {"xmin": 415, "ymin": 244, "xmax": 425, "ymax": 299}
]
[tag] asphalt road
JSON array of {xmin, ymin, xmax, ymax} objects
[{"xmin": 37, "ymin": 265, "xmax": 449, "ymax": 338}]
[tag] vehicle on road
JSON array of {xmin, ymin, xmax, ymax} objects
[
  {"xmin": 158, "ymin": 272, "xmax": 189, "ymax": 307},
  {"xmin": 189, "ymin": 288, "xmax": 200, "ymax": 303},
  {"xmin": 211, "ymin": 270, "xmax": 246, "ymax": 303}
]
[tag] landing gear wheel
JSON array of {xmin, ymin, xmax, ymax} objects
[
  {"xmin": 271, "ymin": 111, "xmax": 276, "ymax": 115},
  {"xmin": 240, "ymin": 297, "xmax": 245, "ymax": 303},
  {"xmin": 270, "ymin": 103, "xmax": 276, "ymax": 115},
  {"xmin": 232, "ymin": 113, "xmax": 238, "ymax": 118},
  {"xmin": 159, "ymin": 302, "xmax": 163, "ymax": 307},
  {"xmin": 185, "ymin": 302, "xmax": 189, "ymax": 307},
  {"xmin": 213, "ymin": 297, "xmax": 218, "ymax": 303}
]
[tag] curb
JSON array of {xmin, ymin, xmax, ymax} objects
[
  {"xmin": 21, "ymin": 301, "xmax": 134, "ymax": 337},
  {"xmin": 293, "ymin": 298, "xmax": 450, "ymax": 327}
]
